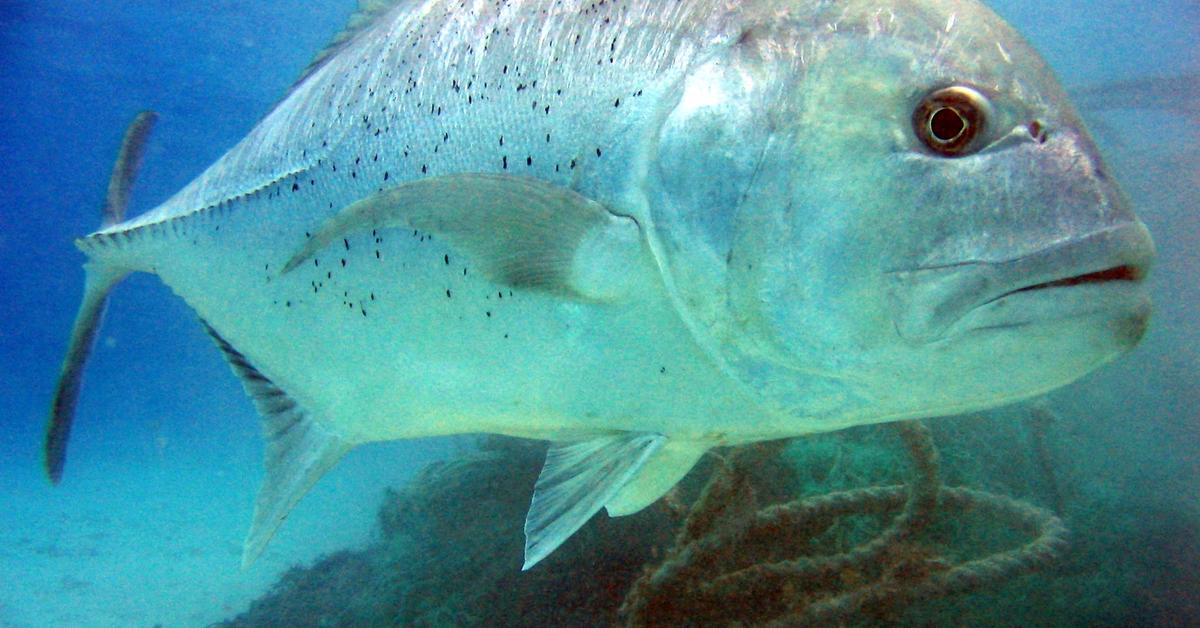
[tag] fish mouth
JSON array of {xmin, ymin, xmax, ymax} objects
[
  {"xmin": 990, "ymin": 263, "xmax": 1145, "ymax": 301},
  {"xmin": 887, "ymin": 221, "xmax": 1155, "ymax": 342}
]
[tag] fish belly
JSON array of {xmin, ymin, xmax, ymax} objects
[{"xmin": 137, "ymin": 191, "xmax": 759, "ymax": 445}]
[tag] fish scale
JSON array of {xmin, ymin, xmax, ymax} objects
[
  {"xmin": 117, "ymin": 0, "xmax": 719, "ymax": 234},
  {"xmin": 114, "ymin": 0, "xmax": 757, "ymax": 441}
]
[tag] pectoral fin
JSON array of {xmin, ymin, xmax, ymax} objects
[
  {"xmin": 282, "ymin": 174, "xmax": 646, "ymax": 301},
  {"xmin": 523, "ymin": 433, "xmax": 664, "ymax": 570}
]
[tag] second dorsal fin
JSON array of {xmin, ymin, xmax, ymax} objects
[{"xmin": 290, "ymin": 0, "xmax": 412, "ymax": 93}]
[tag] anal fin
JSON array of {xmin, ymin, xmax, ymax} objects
[
  {"xmin": 523, "ymin": 432, "xmax": 664, "ymax": 570},
  {"xmin": 202, "ymin": 321, "xmax": 351, "ymax": 568}
]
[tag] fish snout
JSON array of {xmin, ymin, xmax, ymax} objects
[
  {"xmin": 1046, "ymin": 121, "xmax": 1141, "ymax": 225},
  {"xmin": 1047, "ymin": 121, "xmax": 1158, "ymax": 282}
]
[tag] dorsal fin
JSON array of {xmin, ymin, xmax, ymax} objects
[{"xmin": 290, "ymin": 0, "xmax": 411, "ymax": 93}]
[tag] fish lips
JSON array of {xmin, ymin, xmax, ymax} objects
[{"xmin": 886, "ymin": 221, "xmax": 1155, "ymax": 345}]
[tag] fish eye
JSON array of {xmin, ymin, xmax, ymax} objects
[{"xmin": 912, "ymin": 86, "xmax": 990, "ymax": 157}]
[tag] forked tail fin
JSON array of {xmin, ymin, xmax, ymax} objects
[
  {"xmin": 101, "ymin": 111, "xmax": 158, "ymax": 227},
  {"xmin": 44, "ymin": 111, "xmax": 157, "ymax": 484}
]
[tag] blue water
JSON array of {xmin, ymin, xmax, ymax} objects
[{"xmin": 0, "ymin": 1, "xmax": 1195, "ymax": 625}]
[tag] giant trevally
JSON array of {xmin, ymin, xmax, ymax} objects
[{"xmin": 46, "ymin": 0, "xmax": 1155, "ymax": 570}]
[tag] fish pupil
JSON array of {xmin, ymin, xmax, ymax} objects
[{"xmin": 929, "ymin": 107, "xmax": 967, "ymax": 142}]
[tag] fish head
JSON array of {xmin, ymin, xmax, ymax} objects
[{"xmin": 649, "ymin": 0, "xmax": 1155, "ymax": 425}]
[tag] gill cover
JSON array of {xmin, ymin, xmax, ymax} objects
[{"xmin": 647, "ymin": 29, "xmax": 855, "ymax": 422}]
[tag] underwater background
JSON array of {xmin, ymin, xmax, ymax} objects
[{"xmin": 0, "ymin": 0, "xmax": 1195, "ymax": 625}]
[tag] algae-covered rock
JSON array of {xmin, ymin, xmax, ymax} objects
[
  {"xmin": 377, "ymin": 436, "xmax": 677, "ymax": 625},
  {"xmin": 223, "ymin": 416, "xmax": 1200, "ymax": 627},
  {"xmin": 220, "ymin": 551, "xmax": 378, "ymax": 627}
]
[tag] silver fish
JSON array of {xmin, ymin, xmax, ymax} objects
[{"xmin": 46, "ymin": 0, "xmax": 1155, "ymax": 570}]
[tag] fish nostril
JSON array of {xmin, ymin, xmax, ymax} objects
[{"xmin": 1028, "ymin": 120, "xmax": 1048, "ymax": 144}]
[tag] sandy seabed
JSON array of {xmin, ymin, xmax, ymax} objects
[{"xmin": 0, "ymin": 439, "xmax": 450, "ymax": 627}]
